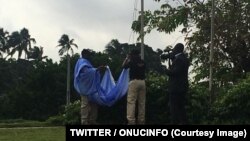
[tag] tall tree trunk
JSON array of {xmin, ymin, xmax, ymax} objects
[{"xmin": 66, "ymin": 54, "xmax": 70, "ymax": 105}]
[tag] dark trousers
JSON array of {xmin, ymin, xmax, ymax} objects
[{"xmin": 169, "ymin": 92, "xmax": 187, "ymax": 124}]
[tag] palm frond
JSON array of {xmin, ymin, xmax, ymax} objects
[
  {"xmin": 57, "ymin": 34, "xmax": 78, "ymax": 56},
  {"xmin": 70, "ymin": 48, "xmax": 74, "ymax": 55}
]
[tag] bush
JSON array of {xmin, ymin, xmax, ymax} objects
[
  {"xmin": 212, "ymin": 75, "xmax": 250, "ymax": 124},
  {"xmin": 47, "ymin": 100, "xmax": 81, "ymax": 125},
  {"xmin": 145, "ymin": 72, "xmax": 169, "ymax": 124},
  {"xmin": 186, "ymin": 84, "xmax": 210, "ymax": 124},
  {"xmin": 63, "ymin": 100, "xmax": 81, "ymax": 125},
  {"xmin": 46, "ymin": 115, "xmax": 64, "ymax": 126}
]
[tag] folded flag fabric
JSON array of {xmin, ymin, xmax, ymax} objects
[{"xmin": 74, "ymin": 58, "xmax": 129, "ymax": 106}]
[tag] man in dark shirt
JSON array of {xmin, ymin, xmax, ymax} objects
[
  {"xmin": 123, "ymin": 49, "xmax": 146, "ymax": 125},
  {"xmin": 166, "ymin": 43, "xmax": 189, "ymax": 124},
  {"xmin": 79, "ymin": 49, "xmax": 105, "ymax": 125}
]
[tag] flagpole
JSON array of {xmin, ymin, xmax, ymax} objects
[
  {"xmin": 209, "ymin": 0, "xmax": 215, "ymax": 103},
  {"xmin": 140, "ymin": 0, "xmax": 144, "ymax": 60}
]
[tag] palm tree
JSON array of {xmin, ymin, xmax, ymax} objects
[
  {"xmin": 28, "ymin": 46, "xmax": 47, "ymax": 61},
  {"xmin": 0, "ymin": 28, "xmax": 9, "ymax": 58},
  {"xmin": 57, "ymin": 34, "xmax": 78, "ymax": 105},
  {"xmin": 104, "ymin": 39, "xmax": 124, "ymax": 55},
  {"xmin": 8, "ymin": 28, "xmax": 36, "ymax": 59},
  {"xmin": 20, "ymin": 28, "xmax": 36, "ymax": 56}
]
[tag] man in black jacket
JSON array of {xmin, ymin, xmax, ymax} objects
[
  {"xmin": 123, "ymin": 49, "xmax": 146, "ymax": 125},
  {"xmin": 166, "ymin": 43, "xmax": 189, "ymax": 124}
]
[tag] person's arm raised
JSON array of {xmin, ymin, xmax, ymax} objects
[{"xmin": 122, "ymin": 55, "xmax": 130, "ymax": 69}]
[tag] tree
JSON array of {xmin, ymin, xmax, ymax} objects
[
  {"xmin": 8, "ymin": 28, "xmax": 36, "ymax": 59},
  {"xmin": 132, "ymin": 0, "xmax": 250, "ymax": 86},
  {"xmin": 0, "ymin": 28, "xmax": 9, "ymax": 58},
  {"xmin": 104, "ymin": 39, "xmax": 166, "ymax": 78},
  {"xmin": 28, "ymin": 46, "xmax": 48, "ymax": 61},
  {"xmin": 57, "ymin": 34, "xmax": 78, "ymax": 105}
]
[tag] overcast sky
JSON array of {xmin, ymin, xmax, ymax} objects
[{"xmin": 0, "ymin": 0, "xmax": 184, "ymax": 62}]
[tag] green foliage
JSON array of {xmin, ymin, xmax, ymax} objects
[
  {"xmin": 211, "ymin": 75, "xmax": 250, "ymax": 124},
  {"xmin": 46, "ymin": 115, "xmax": 64, "ymax": 126},
  {"xmin": 8, "ymin": 28, "xmax": 36, "ymax": 59},
  {"xmin": 133, "ymin": 0, "xmax": 250, "ymax": 85},
  {"xmin": 132, "ymin": 3, "xmax": 189, "ymax": 34},
  {"xmin": 28, "ymin": 46, "xmax": 47, "ymax": 61},
  {"xmin": 145, "ymin": 72, "xmax": 169, "ymax": 124},
  {"xmin": 187, "ymin": 0, "xmax": 250, "ymax": 83},
  {"xmin": 186, "ymin": 84, "xmax": 210, "ymax": 124},
  {"xmin": 47, "ymin": 100, "xmax": 81, "ymax": 125},
  {"xmin": 57, "ymin": 34, "xmax": 78, "ymax": 56},
  {"xmin": 0, "ymin": 58, "xmax": 67, "ymax": 120},
  {"xmin": 63, "ymin": 100, "xmax": 81, "ymax": 125},
  {"xmin": 0, "ymin": 28, "xmax": 9, "ymax": 58}
]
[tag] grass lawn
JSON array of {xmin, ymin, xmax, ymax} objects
[{"xmin": 0, "ymin": 127, "xmax": 65, "ymax": 141}]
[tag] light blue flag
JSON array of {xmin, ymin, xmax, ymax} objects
[{"xmin": 74, "ymin": 58, "xmax": 129, "ymax": 106}]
